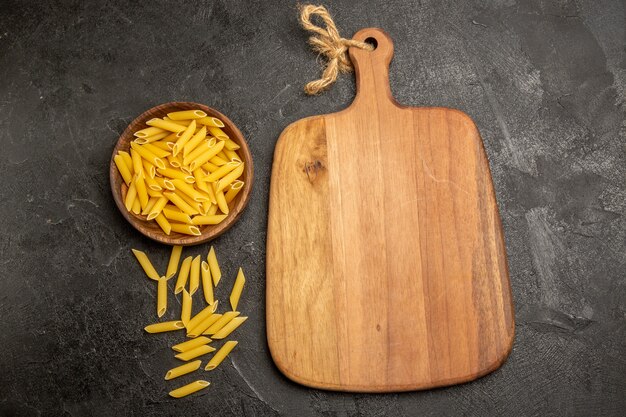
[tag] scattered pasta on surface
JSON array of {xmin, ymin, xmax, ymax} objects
[{"xmin": 115, "ymin": 110, "xmax": 245, "ymax": 236}]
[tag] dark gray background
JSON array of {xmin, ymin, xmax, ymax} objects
[{"xmin": 0, "ymin": 0, "xmax": 624, "ymax": 416}]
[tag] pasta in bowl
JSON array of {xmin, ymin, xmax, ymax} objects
[{"xmin": 110, "ymin": 102, "xmax": 253, "ymax": 245}]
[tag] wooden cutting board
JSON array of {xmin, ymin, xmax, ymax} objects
[{"xmin": 266, "ymin": 28, "xmax": 514, "ymax": 392}]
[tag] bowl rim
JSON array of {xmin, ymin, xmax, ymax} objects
[{"xmin": 109, "ymin": 101, "xmax": 253, "ymax": 246}]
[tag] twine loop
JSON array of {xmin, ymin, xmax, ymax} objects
[{"xmin": 299, "ymin": 4, "xmax": 374, "ymax": 95}]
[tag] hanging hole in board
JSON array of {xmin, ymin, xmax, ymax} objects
[{"xmin": 364, "ymin": 37, "xmax": 378, "ymax": 50}]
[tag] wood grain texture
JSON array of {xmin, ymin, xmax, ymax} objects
[
  {"xmin": 266, "ymin": 28, "xmax": 514, "ymax": 392},
  {"xmin": 109, "ymin": 102, "xmax": 253, "ymax": 246}
]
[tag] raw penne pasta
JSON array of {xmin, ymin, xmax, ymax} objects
[
  {"xmin": 174, "ymin": 256, "xmax": 192, "ymax": 294},
  {"xmin": 210, "ymin": 155, "xmax": 228, "ymax": 166},
  {"xmin": 201, "ymin": 261, "xmax": 214, "ymax": 305},
  {"xmin": 192, "ymin": 215, "xmax": 227, "ymax": 225},
  {"xmin": 207, "ymin": 203, "xmax": 219, "ymax": 215},
  {"xmin": 130, "ymin": 142, "xmax": 165, "ymax": 169},
  {"xmin": 135, "ymin": 174, "xmax": 149, "ymax": 209},
  {"xmin": 225, "ymin": 181, "xmax": 244, "ymax": 203},
  {"xmin": 189, "ymin": 255, "xmax": 201, "ymax": 295},
  {"xmin": 154, "ymin": 176, "xmax": 175, "ymax": 191},
  {"xmin": 171, "ymin": 179, "xmax": 210, "ymax": 202},
  {"xmin": 170, "ymin": 223, "xmax": 201, "ymax": 236},
  {"xmin": 167, "ymin": 110, "xmax": 207, "ymax": 120},
  {"xmin": 200, "ymin": 314, "xmax": 223, "ymax": 335},
  {"xmin": 201, "ymin": 201, "xmax": 213, "ymax": 215},
  {"xmin": 114, "ymin": 155, "xmax": 133, "ymax": 185},
  {"xmin": 223, "ymin": 139, "xmax": 241, "ymax": 151},
  {"xmin": 131, "ymin": 249, "xmax": 160, "ymax": 280},
  {"xmin": 165, "ymin": 360, "xmax": 202, "ymax": 381},
  {"xmin": 157, "ymin": 168, "xmax": 194, "ymax": 183},
  {"xmin": 144, "ymin": 321, "xmax": 184, "ymax": 333},
  {"xmin": 204, "ymin": 311, "xmax": 240, "ymax": 335},
  {"xmin": 202, "ymin": 161, "xmax": 220, "ymax": 172},
  {"xmin": 205, "ymin": 341, "xmax": 238, "ymax": 371},
  {"xmin": 145, "ymin": 176, "xmax": 161, "ymax": 191},
  {"xmin": 141, "ymin": 196, "xmax": 158, "ymax": 215},
  {"xmin": 197, "ymin": 116, "xmax": 225, "ymax": 127},
  {"xmin": 172, "ymin": 120, "xmax": 196, "ymax": 156},
  {"xmin": 181, "ymin": 289, "xmax": 192, "ymax": 325},
  {"xmin": 215, "ymin": 188, "xmax": 229, "ymax": 214},
  {"xmin": 150, "ymin": 140, "xmax": 171, "ymax": 152},
  {"xmin": 131, "ymin": 148, "xmax": 143, "ymax": 176},
  {"xmin": 154, "ymin": 213, "xmax": 171, "ymax": 235},
  {"xmin": 207, "ymin": 246, "xmax": 221, "ymax": 286},
  {"xmin": 169, "ymin": 380, "xmax": 210, "ymax": 398},
  {"xmin": 147, "ymin": 196, "xmax": 168, "ymax": 220},
  {"xmin": 146, "ymin": 118, "xmax": 186, "ymax": 133},
  {"xmin": 203, "ymin": 161, "xmax": 241, "ymax": 183},
  {"xmin": 183, "ymin": 141, "xmax": 212, "ymax": 166},
  {"xmin": 167, "ymin": 154, "xmax": 182, "ymax": 168},
  {"xmin": 141, "ymin": 132, "xmax": 170, "ymax": 144},
  {"xmin": 134, "ymin": 126, "xmax": 165, "ymax": 138},
  {"xmin": 164, "ymin": 192, "xmax": 199, "ymax": 215},
  {"xmin": 147, "ymin": 188, "xmax": 163, "ymax": 198},
  {"xmin": 172, "ymin": 336, "xmax": 212, "ymax": 353},
  {"xmin": 175, "ymin": 190, "xmax": 204, "ymax": 213},
  {"xmin": 230, "ymin": 267, "xmax": 245, "ymax": 311},
  {"xmin": 211, "ymin": 317, "xmax": 247, "ymax": 340},
  {"xmin": 157, "ymin": 276, "xmax": 168, "ymax": 317},
  {"xmin": 163, "ymin": 205, "xmax": 192, "ymax": 224},
  {"xmin": 187, "ymin": 141, "xmax": 226, "ymax": 171},
  {"xmin": 217, "ymin": 150, "xmax": 229, "ymax": 161},
  {"xmin": 186, "ymin": 302, "xmax": 218, "ymax": 332},
  {"xmin": 118, "ymin": 150, "xmax": 134, "ymax": 172},
  {"xmin": 216, "ymin": 164, "xmax": 244, "ymax": 192},
  {"xmin": 131, "ymin": 198, "xmax": 141, "ymax": 214},
  {"xmin": 183, "ymin": 126, "xmax": 207, "ymax": 158},
  {"xmin": 143, "ymin": 142, "xmax": 170, "ymax": 158},
  {"xmin": 166, "ymin": 245, "xmax": 182, "ymax": 278},
  {"xmin": 175, "ymin": 344, "xmax": 215, "ymax": 361},
  {"xmin": 208, "ymin": 126, "xmax": 229, "ymax": 140}
]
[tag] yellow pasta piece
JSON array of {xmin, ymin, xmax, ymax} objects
[
  {"xmin": 141, "ymin": 133, "xmax": 171, "ymax": 146},
  {"xmin": 230, "ymin": 267, "xmax": 245, "ymax": 311},
  {"xmin": 142, "ymin": 143, "xmax": 170, "ymax": 159},
  {"xmin": 150, "ymin": 141, "xmax": 171, "ymax": 152},
  {"xmin": 145, "ymin": 176, "xmax": 161, "ymax": 191},
  {"xmin": 167, "ymin": 110, "xmax": 207, "ymax": 120},
  {"xmin": 130, "ymin": 148, "xmax": 143, "ymax": 176},
  {"xmin": 200, "ymin": 314, "xmax": 223, "ymax": 335},
  {"xmin": 114, "ymin": 155, "xmax": 133, "ymax": 185},
  {"xmin": 215, "ymin": 188, "xmax": 229, "ymax": 214},
  {"xmin": 134, "ymin": 174, "xmax": 149, "ymax": 209},
  {"xmin": 203, "ymin": 161, "xmax": 241, "ymax": 183},
  {"xmin": 223, "ymin": 139, "xmax": 241, "ymax": 152},
  {"xmin": 157, "ymin": 168, "xmax": 194, "ymax": 183},
  {"xmin": 141, "ymin": 196, "xmax": 158, "ymax": 215},
  {"xmin": 146, "ymin": 118, "xmax": 186, "ymax": 133},
  {"xmin": 171, "ymin": 223, "xmax": 201, "ymax": 236},
  {"xmin": 131, "ymin": 249, "xmax": 160, "ymax": 280},
  {"xmin": 175, "ymin": 190, "xmax": 204, "ymax": 213},
  {"xmin": 188, "ymin": 310, "xmax": 228, "ymax": 337},
  {"xmin": 189, "ymin": 255, "xmax": 200, "ymax": 295},
  {"xmin": 157, "ymin": 276, "xmax": 167, "ymax": 317},
  {"xmin": 210, "ymin": 155, "xmax": 228, "ymax": 166},
  {"xmin": 131, "ymin": 198, "xmax": 141, "ymax": 214},
  {"xmin": 207, "ymin": 126, "xmax": 228, "ymax": 140},
  {"xmin": 205, "ymin": 341, "xmax": 238, "ymax": 371},
  {"xmin": 191, "ymin": 215, "xmax": 227, "ymax": 225},
  {"xmin": 144, "ymin": 321, "xmax": 184, "ymax": 333},
  {"xmin": 216, "ymin": 164, "xmax": 244, "ymax": 192},
  {"xmin": 186, "ymin": 302, "xmax": 219, "ymax": 332},
  {"xmin": 163, "ymin": 205, "xmax": 192, "ymax": 224},
  {"xmin": 204, "ymin": 311, "xmax": 240, "ymax": 335},
  {"xmin": 181, "ymin": 288, "xmax": 192, "ymax": 325},
  {"xmin": 130, "ymin": 142, "xmax": 165, "ymax": 169},
  {"xmin": 188, "ymin": 141, "xmax": 226, "ymax": 171},
  {"xmin": 169, "ymin": 380, "xmax": 210, "ymax": 398},
  {"xmin": 171, "ymin": 179, "xmax": 210, "ymax": 202},
  {"xmin": 165, "ymin": 245, "xmax": 182, "ymax": 278},
  {"xmin": 183, "ymin": 126, "xmax": 207, "ymax": 158},
  {"xmin": 165, "ymin": 360, "xmax": 202, "ymax": 381},
  {"xmin": 174, "ymin": 256, "xmax": 192, "ymax": 294},
  {"xmin": 167, "ymin": 154, "xmax": 182, "ymax": 168},
  {"xmin": 154, "ymin": 213, "xmax": 171, "ymax": 235},
  {"xmin": 147, "ymin": 196, "xmax": 168, "ymax": 220},
  {"xmin": 183, "ymin": 140, "xmax": 211, "ymax": 166},
  {"xmin": 134, "ymin": 126, "xmax": 165, "ymax": 138},
  {"xmin": 207, "ymin": 204, "xmax": 219, "ymax": 215},
  {"xmin": 118, "ymin": 150, "xmax": 134, "ymax": 172},
  {"xmin": 211, "ymin": 317, "xmax": 247, "ymax": 340},
  {"xmin": 217, "ymin": 150, "xmax": 229, "ymax": 161},
  {"xmin": 172, "ymin": 336, "xmax": 212, "ymax": 353},
  {"xmin": 154, "ymin": 177, "xmax": 175, "ymax": 191},
  {"xmin": 164, "ymin": 192, "xmax": 199, "ymax": 215},
  {"xmin": 147, "ymin": 188, "xmax": 163, "ymax": 198},
  {"xmin": 202, "ymin": 161, "xmax": 220, "ymax": 172},
  {"xmin": 197, "ymin": 116, "xmax": 225, "ymax": 127},
  {"xmin": 207, "ymin": 246, "xmax": 221, "ymax": 286},
  {"xmin": 172, "ymin": 120, "xmax": 196, "ymax": 156},
  {"xmin": 225, "ymin": 181, "xmax": 244, "ymax": 203},
  {"xmin": 201, "ymin": 261, "xmax": 214, "ymax": 305},
  {"xmin": 175, "ymin": 344, "xmax": 215, "ymax": 361}
]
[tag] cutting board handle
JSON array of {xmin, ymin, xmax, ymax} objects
[{"xmin": 348, "ymin": 28, "xmax": 396, "ymax": 108}]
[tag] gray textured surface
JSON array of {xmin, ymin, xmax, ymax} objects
[{"xmin": 0, "ymin": 0, "xmax": 625, "ymax": 416}]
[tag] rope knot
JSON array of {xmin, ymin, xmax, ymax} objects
[{"xmin": 299, "ymin": 4, "xmax": 374, "ymax": 95}]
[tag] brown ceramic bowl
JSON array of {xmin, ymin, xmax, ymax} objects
[{"xmin": 109, "ymin": 102, "xmax": 253, "ymax": 245}]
